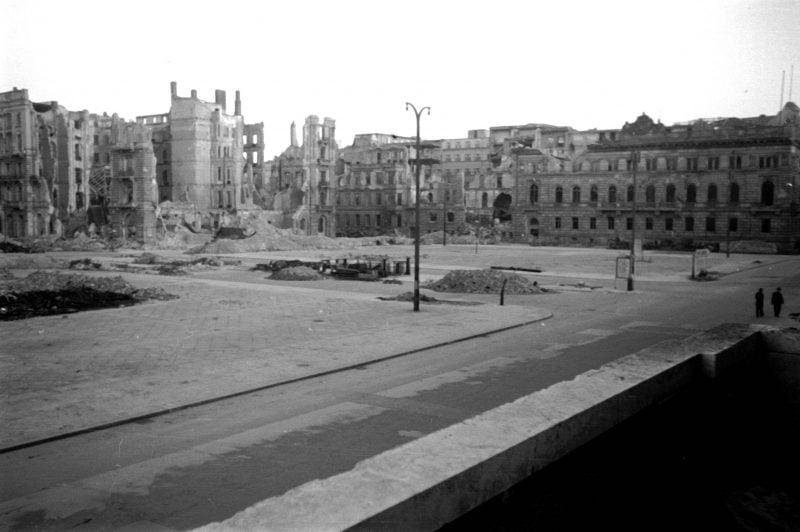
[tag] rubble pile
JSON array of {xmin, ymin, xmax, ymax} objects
[
  {"xmin": 0, "ymin": 271, "xmax": 178, "ymax": 321},
  {"xmin": 269, "ymin": 266, "xmax": 324, "ymax": 281},
  {"xmin": 425, "ymin": 269, "xmax": 544, "ymax": 294}
]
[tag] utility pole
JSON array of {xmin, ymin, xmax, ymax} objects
[
  {"xmin": 628, "ymin": 150, "xmax": 638, "ymax": 291},
  {"xmin": 442, "ymin": 181, "xmax": 447, "ymax": 246},
  {"xmin": 406, "ymin": 102, "xmax": 430, "ymax": 312}
]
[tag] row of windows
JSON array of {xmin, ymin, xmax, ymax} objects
[
  {"xmin": 336, "ymin": 212, "xmax": 402, "ymax": 228},
  {"xmin": 548, "ymin": 216, "xmax": 773, "ymax": 233},
  {"xmin": 443, "ymin": 153, "xmax": 488, "ymax": 162},
  {"xmin": 532, "ymin": 181, "xmax": 778, "ymax": 206},
  {"xmin": 574, "ymin": 154, "xmax": 785, "ymax": 173},
  {"xmin": 0, "ymin": 132, "xmax": 24, "ymax": 154},
  {"xmin": 338, "ymin": 191, "xmax": 403, "ymax": 207},
  {"xmin": 0, "ymin": 112, "xmax": 23, "ymax": 130}
]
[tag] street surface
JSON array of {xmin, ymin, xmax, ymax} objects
[{"xmin": 1, "ymin": 245, "xmax": 798, "ymax": 530}]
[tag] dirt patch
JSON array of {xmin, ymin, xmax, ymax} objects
[{"xmin": 0, "ymin": 271, "xmax": 178, "ymax": 321}]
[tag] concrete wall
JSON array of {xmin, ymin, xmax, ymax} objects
[{"xmin": 198, "ymin": 324, "xmax": 798, "ymax": 531}]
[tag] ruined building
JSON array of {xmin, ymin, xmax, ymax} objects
[
  {"xmin": 267, "ymin": 116, "xmax": 337, "ymax": 235},
  {"xmin": 136, "ymin": 83, "xmax": 259, "ymax": 225},
  {"xmin": 501, "ymin": 103, "xmax": 800, "ymax": 252},
  {"xmin": 0, "ymin": 87, "xmax": 156, "ymax": 242},
  {"xmin": 334, "ymin": 134, "xmax": 446, "ymax": 238}
]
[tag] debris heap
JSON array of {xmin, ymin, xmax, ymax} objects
[{"xmin": 424, "ymin": 269, "xmax": 543, "ymax": 294}]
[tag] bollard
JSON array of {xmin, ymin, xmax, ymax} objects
[{"xmin": 500, "ymin": 279, "xmax": 507, "ymax": 306}]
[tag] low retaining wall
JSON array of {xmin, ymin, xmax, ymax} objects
[{"xmin": 198, "ymin": 324, "xmax": 794, "ymax": 532}]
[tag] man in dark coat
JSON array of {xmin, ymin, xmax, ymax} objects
[
  {"xmin": 755, "ymin": 288, "xmax": 765, "ymax": 317},
  {"xmin": 771, "ymin": 288, "xmax": 784, "ymax": 317}
]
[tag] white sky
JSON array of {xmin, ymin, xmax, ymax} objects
[{"xmin": 2, "ymin": 0, "xmax": 799, "ymax": 157}]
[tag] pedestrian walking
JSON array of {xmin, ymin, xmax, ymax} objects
[
  {"xmin": 771, "ymin": 288, "xmax": 784, "ymax": 317},
  {"xmin": 755, "ymin": 288, "xmax": 765, "ymax": 317}
]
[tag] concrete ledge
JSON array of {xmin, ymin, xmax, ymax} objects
[{"xmin": 197, "ymin": 324, "xmax": 763, "ymax": 532}]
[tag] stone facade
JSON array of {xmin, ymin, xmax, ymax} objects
[
  {"xmin": 334, "ymin": 134, "xmax": 445, "ymax": 237},
  {"xmin": 509, "ymin": 105, "xmax": 800, "ymax": 252}
]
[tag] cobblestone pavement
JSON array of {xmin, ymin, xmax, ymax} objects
[{"xmin": 0, "ymin": 265, "xmax": 548, "ymax": 450}]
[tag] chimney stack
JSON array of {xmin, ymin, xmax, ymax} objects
[
  {"xmin": 235, "ymin": 90, "xmax": 241, "ymax": 116},
  {"xmin": 190, "ymin": 89, "xmax": 197, "ymax": 99},
  {"xmin": 215, "ymin": 89, "xmax": 227, "ymax": 111},
  {"xmin": 170, "ymin": 81, "xmax": 177, "ymax": 98}
]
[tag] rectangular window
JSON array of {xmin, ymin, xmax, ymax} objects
[
  {"xmin": 365, "ymin": 214, "xmax": 370, "ymax": 226},
  {"xmin": 497, "ymin": 176, "xmax": 502, "ymax": 188},
  {"xmin": 607, "ymin": 217, "xmax": 615, "ymax": 230},
  {"xmin": 93, "ymin": 153, "xmax": 100, "ymax": 164},
  {"xmin": 572, "ymin": 217, "xmax": 579, "ymax": 229},
  {"xmin": 729, "ymin": 217, "xmax": 738, "ymax": 232},
  {"xmin": 707, "ymin": 157, "xmax": 720, "ymax": 170},
  {"xmin": 686, "ymin": 158, "xmax": 698, "ymax": 171},
  {"xmin": 761, "ymin": 219, "xmax": 771, "ymax": 233},
  {"xmin": 706, "ymin": 217, "xmax": 716, "ymax": 232},
  {"xmin": 685, "ymin": 216, "xmax": 694, "ymax": 231},
  {"xmin": 666, "ymin": 158, "xmax": 677, "ymax": 171},
  {"xmin": 397, "ymin": 193, "xmax": 402, "ymax": 205},
  {"xmin": 589, "ymin": 217, "xmax": 596, "ymax": 229},
  {"xmin": 355, "ymin": 214, "xmax": 361, "ymax": 226},
  {"xmin": 376, "ymin": 214, "xmax": 381, "ymax": 226},
  {"xmin": 665, "ymin": 218, "xmax": 673, "ymax": 231},
  {"xmin": 554, "ymin": 217, "xmax": 562, "ymax": 229},
  {"xmin": 729, "ymin": 155, "xmax": 742, "ymax": 169},
  {"xmin": 626, "ymin": 217, "xmax": 633, "ymax": 230},
  {"xmin": 396, "ymin": 214, "xmax": 402, "ymax": 227},
  {"xmin": 645, "ymin": 217, "xmax": 653, "ymax": 230}
]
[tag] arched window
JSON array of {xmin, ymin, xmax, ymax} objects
[
  {"xmin": 555, "ymin": 186, "xmax": 563, "ymax": 203},
  {"xmin": 626, "ymin": 185, "xmax": 634, "ymax": 202},
  {"xmin": 572, "ymin": 186, "xmax": 581, "ymax": 203},
  {"xmin": 666, "ymin": 184, "xmax": 676, "ymax": 203},
  {"xmin": 686, "ymin": 184, "xmax": 697, "ymax": 203},
  {"xmin": 608, "ymin": 185, "xmax": 617, "ymax": 203},
  {"xmin": 529, "ymin": 183, "xmax": 539, "ymax": 204},
  {"xmin": 590, "ymin": 185, "xmax": 598, "ymax": 202},
  {"xmin": 645, "ymin": 185, "xmax": 655, "ymax": 203},
  {"xmin": 707, "ymin": 184, "xmax": 718, "ymax": 203},
  {"xmin": 729, "ymin": 182, "xmax": 740, "ymax": 203},
  {"xmin": 761, "ymin": 181, "xmax": 774, "ymax": 205},
  {"xmin": 481, "ymin": 192, "xmax": 488, "ymax": 208}
]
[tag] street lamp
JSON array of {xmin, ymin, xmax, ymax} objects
[{"xmin": 406, "ymin": 102, "xmax": 430, "ymax": 312}]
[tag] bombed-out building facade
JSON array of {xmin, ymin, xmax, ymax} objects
[{"xmin": 0, "ymin": 87, "xmax": 157, "ymax": 241}]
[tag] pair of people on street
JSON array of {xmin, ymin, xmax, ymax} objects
[{"xmin": 755, "ymin": 287, "xmax": 784, "ymax": 318}]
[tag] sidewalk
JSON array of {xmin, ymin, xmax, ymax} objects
[{"xmin": 0, "ymin": 269, "xmax": 549, "ymax": 451}]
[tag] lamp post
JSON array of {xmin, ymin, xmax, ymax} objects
[{"xmin": 406, "ymin": 102, "xmax": 430, "ymax": 312}]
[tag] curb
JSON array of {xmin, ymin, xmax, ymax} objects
[{"xmin": 0, "ymin": 313, "xmax": 551, "ymax": 455}]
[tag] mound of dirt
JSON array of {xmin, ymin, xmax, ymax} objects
[
  {"xmin": 269, "ymin": 266, "xmax": 324, "ymax": 281},
  {"xmin": 425, "ymin": 269, "xmax": 543, "ymax": 294}
]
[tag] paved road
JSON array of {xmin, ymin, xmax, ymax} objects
[{"xmin": 1, "ymin": 247, "xmax": 798, "ymax": 530}]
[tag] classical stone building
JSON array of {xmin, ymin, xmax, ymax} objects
[
  {"xmin": 136, "ymin": 83, "xmax": 258, "ymax": 219},
  {"xmin": 511, "ymin": 104, "xmax": 800, "ymax": 252},
  {"xmin": 1, "ymin": 87, "xmax": 156, "ymax": 242},
  {"xmin": 267, "ymin": 116, "xmax": 337, "ymax": 235}
]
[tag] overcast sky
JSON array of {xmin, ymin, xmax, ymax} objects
[{"xmin": 2, "ymin": 0, "xmax": 798, "ymax": 157}]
